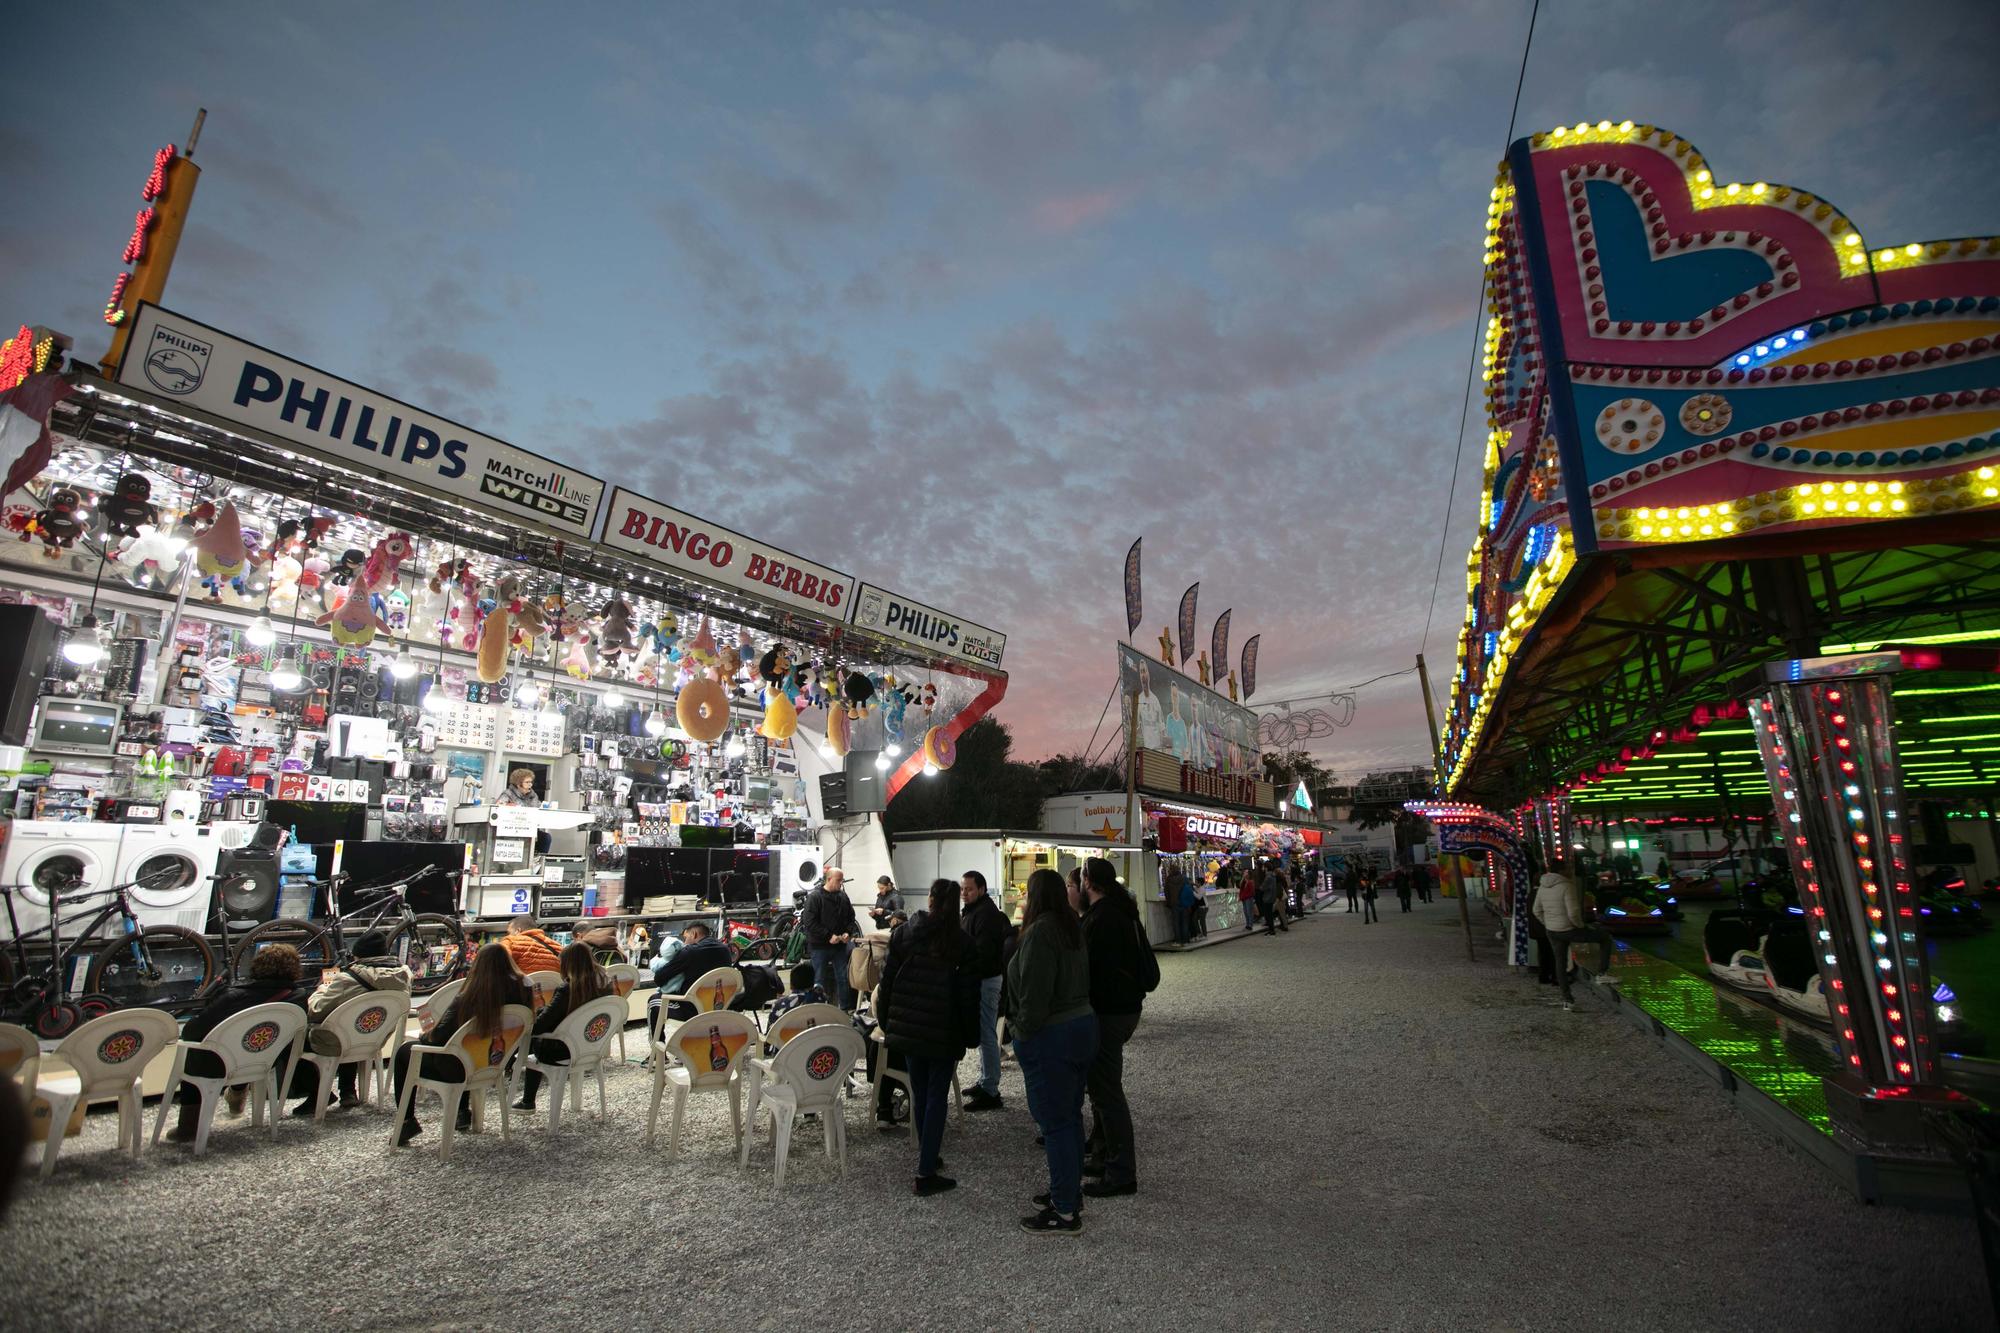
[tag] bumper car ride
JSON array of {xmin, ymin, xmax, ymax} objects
[{"xmin": 1704, "ymin": 908, "xmax": 1777, "ymax": 992}]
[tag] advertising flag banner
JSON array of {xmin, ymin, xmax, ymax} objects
[
  {"xmin": 1211, "ymin": 609, "xmax": 1231, "ymax": 679},
  {"xmin": 1176, "ymin": 582, "xmax": 1199, "ymax": 665},
  {"xmin": 1241, "ymin": 635, "xmax": 1261, "ymax": 701},
  {"xmin": 1123, "ymin": 538, "xmax": 1142, "ymax": 638}
]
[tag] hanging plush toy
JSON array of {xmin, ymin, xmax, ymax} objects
[
  {"xmin": 637, "ymin": 611, "xmax": 677, "ymax": 657},
  {"xmin": 826, "ymin": 703, "xmax": 851, "ymax": 757},
  {"xmin": 116, "ymin": 525, "xmax": 184, "ymax": 586},
  {"xmin": 315, "ymin": 531, "xmax": 413, "ymax": 646},
  {"xmin": 760, "ymin": 686, "xmax": 798, "ymax": 740},
  {"xmin": 561, "ymin": 630, "xmax": 595, "ymax": 679},
  {"xmin": 879, "ymin": 675, "xmax": 911, "ymax": 748},
  {"xmin": 676, "ymin": 667, "xmax": 730, "ymax": 742},
  {"xmin": 24, "ymin": 487, "xmax": 84, "ymax": 554},
  {"xmin": 757, "ymin": 644, "xmax": 792, "ymax": 684},
  {"xmin": 266, "ymin": 551, "xmax": 303, "ymax": 614},
  {"xmin": 101, "ymin": 474, "xmax": 157, "ymax": 537},
  {"xmin": 382, "ymin": 586, "xmax": 410, "ymax": 634},
  {"xmin": 842, "ymin": 670, "xmax": 875, "ymax": 717},
  {"xmin": 598, "ymin": 598, "xmax": 635, "ymax": 666},
  {"xmin": 329, "ymin": 547, "xmax": 365, "ymax": 588},
  {"xmin": 684, "ymin": 617, "xmax": 722, "ymax": 673},
  {"xmin": 299, "ymin": 554, "xmax": 330, "ymax": 613},
  {"xmin": 476, "ymin": 584, "xmax": 514, "ymax": 683},
  {"xmin": 191, "ymin": 500, "xmax": 248, "ymax": 580},
  {"xmin": 924, "ymin": 726, "xmax": 958, "ymax": 771}
]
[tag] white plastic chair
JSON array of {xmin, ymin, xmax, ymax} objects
[
  {"xmin": 646, "ymin": 1009, "xmax": 756, "ymax": 1158},
  {"xmin": 604, "ymin": 964, "xmax": 642, "ymax": 1062},
  {"xmin": 513, "ymin": 994, "xmax": 627, "ymax": 1131},
  {"xmin": 654, "ymin": 965, "xmax": 745, "ymax": 1052},
  {"xmin": 524, "ymin": 970, "xmax": 562, "ymax": 1014},
  {"xmin": 36, "ymin": 1008, "xmax": 179, "ymax": 1177},
  {"xmin": 0, "ymin": 1021, "xmax": 38, "ymax": 1091},
  {"xmin": 386, "ymin": 1003, "xmax": 531, "ymax": 1160},
  {"xmin": 744, "ymin": 1003, "xmax": 849, "ymax": 1130},
  {"xmin": 288, "ymin": 990, "xmax": 412, "ymax": 1125},
  {"xmin": 870, "ymin": 1027, "xmax": 958, "ymax": 1131},
  {"xmin": 412, "ymin": 979, "xmax": 464, "ymax": 1037},
  {"xmin": 153, "ymin": 1002, "xmax": 309, "ymax": 1156},
  {"xmin": 742, "ymin": 1025, "xmax": 865, "ymax": 1189}
]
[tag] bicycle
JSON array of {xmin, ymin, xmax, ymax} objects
[
  {"xmin": 0, "ymin": 874, "xmax": 217, "ymax": 1038},
  {"xmin": 226, "ymin": 867, "xmax": 469, "ymax": 995}
]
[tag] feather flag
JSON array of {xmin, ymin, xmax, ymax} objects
[
  {"xmin": 1122, "ymin": 538, "xmax": 1142, "ymax": 638},
  {"xmin": 1176, "ymin": 582, "xmax": 1199, "ymax": 664},
  {"xmin": 1240, "ymin": 635, "xmax": 1261, "ymax": 701},
  {"xmin": 1211, "ymin": 610, "xmax": 1231, "ymax": 679}
]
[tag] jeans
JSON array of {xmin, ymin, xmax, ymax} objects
[
  {"xmin": 518, "ymin": 1036, "xmax": 569, "ymax": 1103},
  {"xmin": 811, "ymin": 943, "xmax": 854, "ymax": 1010},
  {"xmin": 904, "ymin": 1052, "xmax": 954, "ymax": 1177},
  {"xmin": 1545, "ymin": 927, "xmax": 1613, "ymax": 1001},
  {"xmin": 1399, "ymin": 891, "xmax": 1412, "ymax": 913},
  {"xmin": 1345, "ymin": 887, "xmax": 1359, "ymax": 912},
  {"xmin": 392, "ymin": 1043, "xmax": 465, "ymax": 1126},
  {"xmin": 1239, "ymin": 899, "xmax": 1256, "ymax": 931},
  {"xmin": 1085, "ymin": 1010, "xmax": 1140, "ymax": 1187},
  {"xmin": 1363, "ymin": 896, "xmax": 1378, "ymax": 923},
  {"xmin": 1172, "ymin": 906, "xmax": 1191, "ymax": 944},
  {"xmin": 1015, "ymin": 1012, "xmax": 1098, "ymax": 1216},
  {"xmin": 975, "ymin": 976, "xmax": 1002, "ymax": 1095}
]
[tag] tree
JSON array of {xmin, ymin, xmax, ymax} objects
[
  {"xmin": 882, "ymin": 717, "xmax": 1044, "ymax": 837},
  {"xmin": 1037, "ymin": 752, "xmax": 1126, "ymax": 797}
]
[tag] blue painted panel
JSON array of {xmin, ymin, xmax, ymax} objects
[{"xmin": 1588, "ymin": 181, "xmax": 1775, "ymax": 325}]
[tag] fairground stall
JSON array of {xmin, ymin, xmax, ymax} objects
[
  {"xmin": 0, "ymin": 301, "xmax": 1007, "ymax": 1036},
  {"xmin": 1421, "ymin": 119, "xmax": 1998, "ymax": 1202},
  {"xmin": 888, "ymin": 830, "xmax": 1140, "ymax": 924}
]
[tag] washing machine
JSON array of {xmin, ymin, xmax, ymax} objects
[
  {"xmin": 113, "ymin": 823, "xmax": 223, "ymax": 932},
  {"xmin": 0, "ymin": 820, "xmax": 128, "ymax": 941}
]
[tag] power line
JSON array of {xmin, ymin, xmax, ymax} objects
[{"xmin": 1418, "ymin": 0, "xmax": 1544, "ymax": 663}]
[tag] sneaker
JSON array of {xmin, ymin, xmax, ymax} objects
[
  {"xmin": 1083, "ymin": 1179, "xmax": 1137, "ymax": 1199},
  {"xmin": 1019, "ymin": 1206, "xmax": 1082, "ymax": 1235},
  {"xmin": 223, "ymin": 1087, "xmax": 248, "ymax": 1117},
  {"xmin": 962, "ymin": 1089, "xmax": 1003, "ymax": 1112},
  {"xmin": 512, "ymin": 1097, "xmax": 536, "ymax": 1112},
  {"xmin": 913, "ymin": 1174, "xmax": 958, "ymax": 1197},
  {"xmin": 289, "ymin": 1100, "xmax": 319, "ymax": 1118},
  {"xmin": 338, "ymin": 1092, "xmax": 363, "ymax": 1110},
  {"xmin": 875, "ymin": 1117, "xmax": 900, "ymax": 1132},
  {"xmin": 1032, "ymin": 1192, "xmax": 1082, "ymax": 1213},
  {"xmin": 396, "ymin": 1120, "xmax": 422, "ymax": 1147}
]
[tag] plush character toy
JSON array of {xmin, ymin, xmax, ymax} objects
[
  {"xmin": 757, "ymin": 644, "xmax": 792, "ymax": 684},
  {"xmin": 116, "ymin": 525, "xmax": 184, "ymax": 585},
  {"xmin": 561, "ymin": 631, "xmax": 594, "ymax": 678},
  {"xmin": 329, "ymin": 547, "xmax": 365, "ymax": 588},
  {"xmin": 676, "ymin": 668, "xmax": 730, "ymax": 742},
  {"xmin": 684, "ymin": 617, "xmax": 722, "ymax": 673},
  {"xmin": 476, "ymin": 586, "xmax": 513, "ymax": 683},
  {"xmin": 25, "ymin": 487, "xmax": 84, "ymax": 553},
  {"xmin": 878, "ymin": 676, "xmax": 911, "ymax": 748},
  {"xmin": 191, "ymin": 500, "xmax": 248, "ymax": 579},
  {"xmin": 299, "ymin": 554, "xmax": 330, "ymax": 613},
  {"xmin": 266, "ymin": 552, "xmax": 304, "ymax": 614},
  {"xmin": 598, "ymin": 599, "xmax": 635, "ymax": 665},
  {"xmin": 315, "ymin": 532, "xmax": 413, "ymax": 646},
  {"xmin": 842, "ymin": 670, "xmax": 875, "ymax": 716},
  {"xmin": 760, "ymin": 687, "xmax": 798, "ymax": 740},
  {"xmin": 101, "ymin": 473, "xmax": 157, "ymax": 537}
]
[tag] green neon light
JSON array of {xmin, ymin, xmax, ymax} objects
[
  {"xmin": 1896, "ymin": 683, "xmax": 2000, "ymax": 698},
  {"xmin": 1823, "ymin": 627, "xmax": 2000, "ymax": 653},
  {"xmin": 1915, "ymin": 714, "xmax": 2000, "ymax": 725}
]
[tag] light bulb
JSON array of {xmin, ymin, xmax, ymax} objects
[
  {"xmin": 389, "ymin": 648, "xmax": 417, "ymax": 680},
  {"xmin": 602, "ymin": 687, "xmax": 626, "ymax": 708},
  {"xmin": 923, "ymin": 763, "xmax": 939, "ymax": 777},
  {"xmin": 246, "ymin": 615, "xmax": 276, "ymax": 647},
  {"xmin": 515, "ymin": 679, "xmax": 541, "ymax": 707},
  {"xmin": 61, "ymin": 615, "xmax": 105, "ymax": 667},
  {"xmin": 271, "ymin": 660, "xmax": 304, "ymax": 691},
  {"xmin": 874, "ymin": 754, "xmax": 891, "ymax": 772},
  {"xmin": 644, "ymin": 710, "xmax": 668, "ymax": 737},
  {"xmin": 422, "ymin": 682, "xmax": 449, "ymax": 712},
  {"xmin": 817, "ymin": 740, "xmax": 835, "ymax": 759},
  {"xmin": 539, "ymin": 704, "xmax": 563, "ymax": 726},
  {"xmin": 726, "ymin": 734, "xmax": 747, "ymax": 758},
  {"xmin": 885, "ymin": 742, "xmax": 901, "ymax": 757}
]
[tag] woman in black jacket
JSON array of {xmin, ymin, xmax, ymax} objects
[
  {"xmin": 1079, "ymin": 858, "xmax": 1151, "ymax": 1198},
  {"xmin": 514, "ymin": 942, "xmax": 610, "ymax": 1112},
  {"xmin": 394, "ymin": 943, "xmax": 533, "ymax": 1146},
  {"xmin": 881, "ymin": 879, "xmax": 977, "ymax": 1197},
  {"xmin": 167, "ymin": 943, "xmax": 309, "ymax": 1142}
]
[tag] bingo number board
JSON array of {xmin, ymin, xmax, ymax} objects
[
  {"xmin": 504, "ymin": 709, "xmax": 567, "ymax": 758},
  {"xmin": 431, "ymin": 698, "xmax": 500, "ymax": 751}
]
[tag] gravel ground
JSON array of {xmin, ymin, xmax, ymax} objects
[{"xmin": 0, "ymin": 901, "xmax": 1987, "ymax": 1332}]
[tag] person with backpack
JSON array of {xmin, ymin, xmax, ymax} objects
[
  {"xmin": 881, "ymin": 879, "xmax": 979, "ymax": 1196},
  {"xmin": 959, "ymin": 869, "xmax": 1015, "ymax": 1112},
  {"xmin": 1079, "ymin": 857, "xmax": 1151, "ymax": 1199},
  {"xmin": 289, "ymin": 930, "xmax": 411, "ymax": 1117}
]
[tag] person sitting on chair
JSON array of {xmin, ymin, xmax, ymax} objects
[
  {"xmin": 514, "ymin": 942, "xmax": 610, "ymax": 1113},
  {"xmin": 394, "ymin": 943, "xmax": 532, "ymax": 1146},
  {"xmin": 644, "ymin": 922, "xmax": 736, "ymax": 1033},
  {"xmin": 290, "ymin": 930, "xmax": 410, "ymax": 1116},
  {"xmin": 170, "ymin": 943, "xmax": 309, "ymax": 1142},
  {"xmin": 499, "ymin": 915, "xmax": 564, "ymax": 975},
  {"xmin": 769, "ymin": 961, "xmax": 827, "ymax": 1021}
]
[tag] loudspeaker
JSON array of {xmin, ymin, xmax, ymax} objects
[
  {"xmin": 0, "ymin": 605, "xmax": 57, "ymax": 745},
  {"xmin": 843, "ymin": 750, "xmax": 886, "ymax": 815},
  {"xmin": 215, "ymin": 848, "xmax": 281, "ymax": 921},
  {"xmin": 818, "ymin": 772, "xmax": 849, "ymax": 818}
]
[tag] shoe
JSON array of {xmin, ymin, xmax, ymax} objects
[
  {"xmin": 962, "ymin": 1089, "xmax": 1003, "ymax": 1112},
  {"xmin": 454, "ymin": 1111, "xmax": 473, "ymax": 1132},
  {"xmin": 512, "ymin": 1097, "xmax": 536, "ymax": 1112},
  {"xmin": 289, "ymin": 1100, "xmax": 319, "ymax": 1118},
  {"xmin": 1019, "ymin": 1206, "xmax": 1082, "ymax": 1235},
  {"xmin": 223, "ymin": 1087, "xmax": 248, "ymax": 1117},
  {"xmin": 1083, "ymin": 1179, "xmax": 1137, "ymax": 1198},
  {"xmin": 167, "ymin": 1108, "xmax": 198, "ymax": 1143},
  {"xmin": 396, "ymin": 1120, "xmax": 422, "ymax": 1147},
  {"xmin": 876, "ymin": 1117, "xmax": 900, "ymax": 1132},
  {"xmin": 338, "ymin": 1092, "xmax": 363, "ymax": 1110},
  {"xmin": 1032, "ymin": 1192, "xmax": 1082, "ymax": 1212},
  {"xmin": 913, "ymin": 1174, "xmax": 958, "ymax": 1197},
  {"xmin": 1082, "ymin": 1159, "xmax": 1106, "ymax": 1179}
]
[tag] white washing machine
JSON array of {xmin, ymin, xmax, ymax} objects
[
  {"xmin": 0, "ymin": 820, "xmax": 128, "ymax": 941},
  {"xmin": 113, "ymin": 823, "xmax": 222, "ymax": 932}
]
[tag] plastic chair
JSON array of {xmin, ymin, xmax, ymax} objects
[
  {"xmin": 645, "ymin": 1009, "xmax": 755, "ymax": 1158},
  {"xmin": 288, "ymin": 990, "xmax": 412, "ymax": 1125},
  {"xmin": 744, "ymin": 1003, "xmax": 849, "ymax": 1130},
  {"xmin": 870, "ymin": 1027, "xmax": 958, "ymax": 1131},
  {"xmin": 742, "ymin": 1025, "xmax": 865, "ymax": 1188},
  {"xmin": 524, "ymin": 970, "xmax": 562, "ymax": 1014},
  {"xmin": 152, "ymin": 1002, "xmax": 309, "ymax": 1156},
  {"xmin": 605, "ymin": 963, "xmax": 642, "ymax": 1062},
  {"xmin": 37, "ymin": 1008, "xmax": 179, "ymax": 1177},
  {"xmin": 413, "ymin": 978, "xmax": 464, "ymax": 1036},
  {"xmin": 513, "ymin": 994, "xmax": 626, "ymax": 1131},
  {"xmin": 386, "ymin": 1003, "xmax": 531, "ymax": 1160},
  {"xmin": 0, "ymin": 1021, "xmax": 38, "ymax": 1091},
  {"xmin": 654, "ymin": 966, "xmax": 745, "ymax": 1052}
]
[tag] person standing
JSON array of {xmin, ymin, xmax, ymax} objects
[
  {"xmin": 881, "ymin": 880, "xmax": 978, "ymax": 1196},
  {"xmin": 1080, "ymin": 858, "xmax": 1151, "ymax": 1199},
  {"xmin": 1237, "ymin": 867, "xmax": 1258, "ymax": 933},
  {"xmin": 1163, "ymin": 862, "xmax": 1191, "ymax": 945},
  {"xmin": 1008, "ymin": 868, "xmax": 1097, "ymax": 1235},
  {"xmin": 1344, "ymin": 864, "xmax": 1361, "ymax": 913},
  {"xmin": 803, "ymin": 868, "xmax": 861, "ymax": 1010},
  {"xmin": 959, "ymin": 870, "xmax": 1014, "ymax": 1112},
  {"xmin": 1396, "ymin": 866, "xmax": 1414, "ymax": 913},
  {"xmin": 869, "ymin": 875, "xmax": 904, "ymax": 929},
  {"xmin": 1361, "ymin": 870, "xmax": 1379, "ymax": 924},
  {"xmin": 1532, "ymin": 859, "xmax": 1618, "ymax": 1010}
]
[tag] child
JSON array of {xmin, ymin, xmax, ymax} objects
[{"xmin": 769, "ymin": 961, "xmax": 826, "ymax": 1021}]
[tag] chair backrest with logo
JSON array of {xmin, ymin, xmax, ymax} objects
[
  {"xmin": 687, "ymin": 967, "xmax": 742, "ymax": 1014},
  {"xmin": 445, "ymin": 1004, "xmax": 533, "ymax": 1088},
  {"xmin": 552, "ymin": 994, "xmax": 627, "ymax": 1067},
  {"xmin": 769, "ymin": 1025, "xmax": 866, "ymax": 1114},
  {"xmin": 55, "ymin": 1009, "xmax": 179, "ymax": 1096},
  {"xmin": 196, "ymin": 1002, "xmax": 309, "ymax": 1081},
  {"xmin": 320, "ymin": 990, "xmax": 412, "ymax": 1059},
  {"xmin": 763, "ymin": 1002, "xmax": 848, "ymax": 1057},
  {"xmin": 671, "ymin": 1010, "xmax": 755, "ymax": 1089}
]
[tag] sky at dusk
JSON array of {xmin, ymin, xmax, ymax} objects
[{"xmin": 4, "ymin": 2, "xmax": 1997, "ymax": 776}]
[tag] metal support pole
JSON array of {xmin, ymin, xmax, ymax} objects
[{"xmin": 1417, "ymin": 652, "xmax": 1475, "ymax": 961}]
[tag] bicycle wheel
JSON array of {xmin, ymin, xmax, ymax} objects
[
  {"xmin": 230, "ymin": 921, "xmax": 335, "ymax": 986},
  {"xmin": 84, "ymin": 926, "xmax": 217, "ymax": 1012},
  {"xmin": 742, "ymin": 937, "xmax": 781, "ymax": 962},
  {"xmin": 388, "ymin": 913, "xmax": 467, "ymax": 994}
]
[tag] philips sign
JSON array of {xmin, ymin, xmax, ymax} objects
[{"xmin": 851, "ymin": 582, "xmax": 1006, "ymax": 668}]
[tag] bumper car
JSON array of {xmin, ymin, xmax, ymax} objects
[
  {"xmin": 1588, "ymin": 887, "xmax": 1673, "ymax": 936},
  {"xmin": 1758, "ymin": 914, "xmax": 1829, "ymax": 1022},
  {"xmin": 1669, "ymin": 868, "xmax": 1731, "ymax": 901},
  {"xmin": 1704, "ymin": 908, "xmax": 1777, "ymax": 992},
  {"xmin": 1917, "ymin": 890, "xmax": 1989, "ymax": 937}
]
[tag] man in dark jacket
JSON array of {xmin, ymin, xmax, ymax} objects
[
  {"xmin": 959, "ymin": 869, "xmax": 1015, "ymax": 1111},
  {"xmin": 1080, "ymin": 858, "xmax": 1149, "ymax": 1197},
  {"xmin": 882, "ymin": 901, "xmax": 978, "ymax": 1194},
  {"xmin": 803, "ymin": 869, "xmax": 861, "ymax": 1009},
  {"xmin": 646, "ymin": 923, "xmax": 738, "ymax": 1033}
]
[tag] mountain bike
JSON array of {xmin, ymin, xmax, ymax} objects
[
  {"xmin": 0, "ymin": 875, "xmax": 217, "ymax": 1038},
  {"xmin": 226, "ymin": 867, "xmax": 468, "ymax": 994}
]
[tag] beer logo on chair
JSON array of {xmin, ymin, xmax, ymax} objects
[
  {"xmin": 584, "ymin": 1015, "xmax": 611, "ymax": 1043},
  {"xmin": 806, "ymin": 1045, "xmax": 841, "ymax": 1080},
  {"xmin": 241, "ymin": 1021, "xmax": 281, "ymax": 1053},
  {"xmin": 355, "ymin": 1006, "xmax": 388, "ymax": 1035},
  {"xmin": 98, "ymin": 1030, "xmax": 143, "ymax": 1064}
]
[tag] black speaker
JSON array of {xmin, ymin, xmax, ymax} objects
[
  {"xmin": 818, "ymin": 772, "xmax": 849, "ymax": 818},
  {"xmin": 216, "ymin": 848, "xmax": 281, "ymax": 921},
  {"xmin": 0, "ymin": 605, "xmax": 57, "ymax": 745},
  {"xmin": 843, "ymin": 750, "xmax": 886, "ymax": 815}
]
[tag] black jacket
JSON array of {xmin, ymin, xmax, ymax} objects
[
  {"xmin": 1082, "ymin": 896, "xmax": 1152, "ymax": 1017},
  {"xmin": 881, "ymin": 912, "xmax": 978, "ymax": 1060},
  {"xmin": 183, "ymin": 977, "xmax": 308, "ymax": 1043},
  {"xmin": 656, "ymin": 937, "xmax": 736, "ymax": 995},
  {"xmin": 802, "ymin": 887, "xmax": 860, "ymax": 947},
  {"xmin": 960, "ymin": 892, "xmax": 1014, "ymax": 980},
  {"xmin": 531, "ymin": 973, "xmax": 611, "ymax": 1037}
]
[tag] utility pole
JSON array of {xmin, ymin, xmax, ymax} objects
[{"xmin": 1417, "ymin": 652, "xmax": 1475, "ymax": 962}]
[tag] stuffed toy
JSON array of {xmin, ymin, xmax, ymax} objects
[
  {"xmin": 101, "ymin": 473, "xmax": 157, "ymax": 537},
  {"xmin": 25, "ymin": 487, "xmax": 84, "ymax": 553},
  {"xmin": 598, "ymin": 599, "xmax": 635, "ymax": 665},
  {"xmin": 191, "ymin": 500, "xmax": 248, "ymax": 579},
  {"xmin": 315, "ymin": 532, "xmax": 413, "ymax": 646}
]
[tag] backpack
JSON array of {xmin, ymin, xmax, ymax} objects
[
  {"xmin": 1133, "ymin": 915, "xmax": 1161, "ymax": 994},
  {"xmin": 849, "ymin": 934, "xmax": 890, "ymax": 997}
]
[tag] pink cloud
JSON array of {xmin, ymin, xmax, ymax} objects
[{"xmin": 1031, "ymin": 186, "xmax": 1129, "ymax": 234}]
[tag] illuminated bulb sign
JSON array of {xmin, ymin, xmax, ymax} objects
[
  {"xmin": 0, "ymin": 324, "xmax": 59, "ymax": 392},
  {"xmin": 1186, "ymin": 815, "xmax": 1241, "ymax": 840},
  {"xmin": 104, "ymin": 145, "xmax": 175, "ymax": 326}
]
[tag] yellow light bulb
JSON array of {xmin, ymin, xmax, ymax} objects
[
  {"xmin": 1695, "ymin": 170, "xmax": 1711, "ymax": 183},
  {"xmin": 1905, "ymin": 243, "xmax": 1921, "ymax": 257},
  {"xmin": 1844, "ymin": 233, "xmax": 1862, "ymax": 247}
]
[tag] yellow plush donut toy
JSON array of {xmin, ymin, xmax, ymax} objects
[
  {"xmin": 826, "ymin": 705, "xmax": 851, "ymax": 758},
  {"xmin": 676, "ymin": 673, "xmax": 730, "ymax": 742},
  {"xmin": 476, "ymin": 607, "xmax": 511, "ymax": 683},
  {"xmin": 759, "ymin": 688, "xmax": 798, "ymax": 740},
  {"xmin": 923, "ymin": 725, "xmax": 957, "ymax": 770}
]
